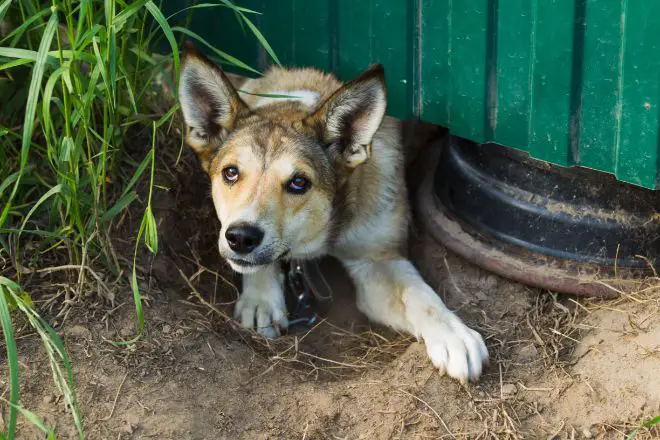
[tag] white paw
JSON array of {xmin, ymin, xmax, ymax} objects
[
  {"xmin": 419, "ymin": 313, "xmax": 488, "ymax": 382},
  {"xmin": 234, "ymin": 289, "xmax": 289, "ymax": 338}
]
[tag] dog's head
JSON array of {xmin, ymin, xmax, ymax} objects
[{"xmin": 178, "ymin": 44, "xmax": 387, "ymax": 273}]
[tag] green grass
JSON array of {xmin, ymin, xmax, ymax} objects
[
  {"xmin": 627, "ymin": 415, "xmax": 660, "ymax": 440},
  {"xmin": 0, "ymin": 1, "xmax": 273, "ymax": 438}
]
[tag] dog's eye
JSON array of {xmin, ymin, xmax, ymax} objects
[
  {"xmin": 286, "ymin": 175, "xmax": 310, "ymax": 194},
  {"xmin": 222, "ymin": 166, "xmax": 239, "ymax": 183}
]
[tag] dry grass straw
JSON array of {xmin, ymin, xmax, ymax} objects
[{"xmin": 177, "ymin": 255, "xmax": 413, "ymax": 379}]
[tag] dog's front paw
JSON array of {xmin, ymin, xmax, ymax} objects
[
  {"xmin": 419, "ymin": 313, "xmax": 488, "ymax": 383},
  {"xmin": 234, "ymin": 288, "xmax": 289, "ymax": 338}
]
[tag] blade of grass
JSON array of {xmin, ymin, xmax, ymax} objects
[
  {"xmin": 0, "ymin": 278, "xmax": 20, "ymax": 438},
  {"xmin": 0, "ymin": 0, "xmax": 11, "ymax": 23},
  {"xmin": 112, "ymin": 122, "xmax": 157, "ymax": 346},
  {"xmin": 0, "ymin": 47, "xmax": 40, "ymax": 60},
  {"xmin": 101, "ymin": 190, "xmax": 137, "ymax": 224},
  {"xmin": 166, "ymin": 2, "xmax": 261, "ymax": 21},
  {"xmin": 104, "ymin": 0, "xmax": 112, "ymax": 30},
  {"xmin": 218, "ymin": 0, "xmax": 280, "ymax": 66},
  {"xmin": 109, "ymin": 215, "xmax": 146, "ymax": 347},
  {"xmin": 144, "ymin": 206, "xmax": 158, "ymax": 253},
  {"xmin": 112, "ymin": 0, "xmax": 149, "ymax": 31},
  {"xmin": 0, "ymin": 8, "xmax": 58, "ymax": 229},
  {"xmin": 155, "ymin": 102, "xmax": 180, "ymax": 128},
  {"xmin": 119, "ymin": 150, "xmax": 152, "ymax": 200},
  {"xmin": 1, "ymin": 399, "xmax": 56, "ymax": 438},
  {"xmin": 240, "ymin": 14, "xmax": 280, "ymax": 66},
  {"xmin": 1, "ymin": 7, "xmax": 50, "ymax": 46},
  {"xmin": 118, "ymin": 63, "xmax": 138, "ymax": 114},
  {"xmin": 0, "ymin": 48, "xmax": 89, "ymax": 64},
  {"xmin": 41, "ymin": 65, "xmax": 67, "ymax": 149},
  {"xmin": 0, "ymin": 58, "xmax": 34, "ymax": 71},
  {"xmin": 14, "ymin": 296, "xmax": 84, "ymax": 438},
  {"xmin": 171, "ymin": 26, "xmax": 259, "ymax": 75},
  {"xmin": 0, "ymin": 168, "xmax": 32, "ymax": 199},
  {"xmin": 0, "ymin": 228, "xmax": 68, "ymax": 240},
  {"xmin": 75, "ymin": 0, "xmax": 92, "ymax": 47},
  {"xmin": 91, "ymin": 37, "xmax": 113, "ymax": 110},
  {"xmin": 627, "ymin": 416, "xmax": 660, "ymax": 440},
  {"xmin": 107, "ymin": 20, "xmax": 118, "ymax": 110},
  {"xmin": 145, "ymin": 1, "xmax": 179, "ymax": 86},
  {"xmin": 18, "ymin": 184, "xmax": 62, "ymax": 241},
  {"xmin": 238, "ymin": 90, "xmax": 300, "ymax": 98}
]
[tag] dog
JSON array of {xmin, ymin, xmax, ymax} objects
[{"xmin": 178, "ymin": 43, "xmax": 488, "ymax": 382}]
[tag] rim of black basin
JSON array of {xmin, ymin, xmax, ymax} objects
[{"xmin": 433, "ymin": 136, "xmax": 660, "ymax": 269}]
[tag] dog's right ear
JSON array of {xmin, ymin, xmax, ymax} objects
[
  {"xmin": 178, "ymin": 42, "xmax": 248, "ymax": 167},
  {"xmin": 305, "ymin": 64, "xmax": 387, "ymax": 169}
]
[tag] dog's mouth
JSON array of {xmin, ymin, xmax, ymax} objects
[{"xmin": 229, "ymin": 249, "xmax": 290, "ymax": 269}]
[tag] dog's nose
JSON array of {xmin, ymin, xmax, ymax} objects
[{"xmin": 225, "ymin": 224, "xmax": 264, "ymax": 254}]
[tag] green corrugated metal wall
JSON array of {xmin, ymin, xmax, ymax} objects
[{"xmin": 167, "ymin": 1, "xmax": 660, "ymax": 190}]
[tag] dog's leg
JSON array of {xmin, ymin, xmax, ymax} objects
[
  {"xmin": 342, "ymin": 258, "xmax": 488, "ymax": 382},
  {"xmin": 234, "ymin": 264, "xmax": 288, "ymax": 338}
]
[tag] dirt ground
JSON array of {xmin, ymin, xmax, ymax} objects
[{"xmin": 3, "ymin": 134, "xmax": 659, "ymax": 440}]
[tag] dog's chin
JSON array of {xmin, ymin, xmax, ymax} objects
[
  {"xmin": 226, "ymin": 252, "xmax": 289, "ymax": 274},
  {"xmin": 226, "ymin": 259, "xmax": 266, "ymax": 274},
  {"xmin": 220, "ymin": 245, "xmax": 290, "ymax": 274}
]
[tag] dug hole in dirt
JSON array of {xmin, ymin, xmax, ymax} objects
[{"xmin": 3, "ymin": 121, "xmax": 659, "ymax": 440}]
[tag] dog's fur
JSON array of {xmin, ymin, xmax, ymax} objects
[{"xmin": 178, "ymin": 44, "xmax": 488, "ymax": 382}]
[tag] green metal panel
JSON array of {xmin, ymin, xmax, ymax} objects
[
  {"xmin": 445, "ymin": 0, "xmax": 490, "ymax": 141},
  {"xmin": 166, "ymin": 1, "xmax": 660, "ymax": 189},
  {"xmin": 494, "ymin": 0, "xmax": 533, "ymax": 149},
  {"xmin": 579, "ymin": 0, "xmax": 621, "ymax": 173},
  {"xmin": 291, "ymin": 0, "xmax": 331, "ymax": 69},
  {"xmin": 616, "ymin": 2, "xmax": 660, "ymax": 187},
  {"xmin": 529, "ymin": 0, "xmax": 577, "ymax": 165}
]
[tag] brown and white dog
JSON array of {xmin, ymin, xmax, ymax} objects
[{"xmin": 178, "ymin": 44, "xmax": 488, "ymax": 382}]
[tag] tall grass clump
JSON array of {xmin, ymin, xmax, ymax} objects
[{"xmin": 0, "ymin": 1, "xmax": 271, "ymax": 437}]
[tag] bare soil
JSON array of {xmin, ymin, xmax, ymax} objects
[{"xmin": 2, "ymin": 135, "xmax": 659, "ymax": 440}]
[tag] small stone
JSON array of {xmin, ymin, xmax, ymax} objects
[
  {"xmin": 501, "ymin": 383, "xmax": 518, "ymax": 397},
  {"xmin": 42, "ymin": 394, "xmax": 55, "ymax": 404},
  {"xmin": 120, "ymin": 422, "xmax": 135, "ymax": 434},
  {"xmin": 582, "ymin": 428, "xmax": 593, "ymax": 438},
  {"xmin": 63, "ymin": 325, "xmax": 91, "ymax": 340},
  {"xmin": 518, "ymin": 344, "xmax": 539, "ymax": 361},
  {"xmin": 479, "ymin": 275, "xmax": 498, "ymax": 290}
]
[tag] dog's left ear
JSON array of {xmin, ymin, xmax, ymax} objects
[
  {"xmin": 307, "ymin": 64, "xmax": 387, "ymax": 168},
  {"xmin": 178, "ymin": 42, "xmax": 249, "ymax": 169}
]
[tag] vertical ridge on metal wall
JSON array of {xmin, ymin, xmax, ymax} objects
[{"xmin": 485, "ymin": 0, "xmax": 499, "ymax": 141}]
